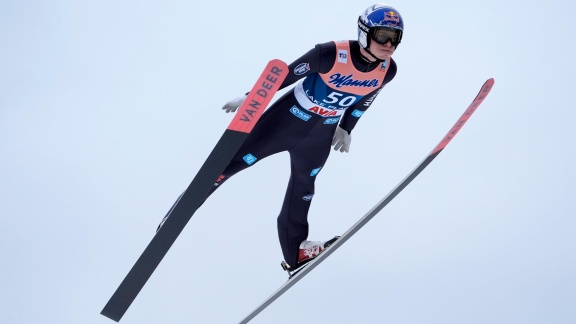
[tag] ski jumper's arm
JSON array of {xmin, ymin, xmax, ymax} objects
[{"xmin": 278, "ymin": 42, "xmax": 338, "ymax": 90}]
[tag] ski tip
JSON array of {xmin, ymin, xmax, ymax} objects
[
  {"xmin": 480, "ymin": 78, "xmax": 495, "ymax": 96},
  {"xmin": 267, "ymin": 58, "xmax": 288, "ymax": 68},
  {"xmin": 227, "ymin": 59, "xmax": 290, "ymax": 134},
  {"xmin": 430, "ymin": 78, "xmax": 495, "ymax": 155}
]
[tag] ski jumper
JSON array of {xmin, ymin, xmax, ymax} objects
[
  {"xmin": 210, "ymin": 40, "xmax": 396, "ymax": 267},
  {"xmin": 161, "ymin": 41, "xmax": 397, "ymax": 267}
]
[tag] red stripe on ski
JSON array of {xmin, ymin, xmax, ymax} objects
[
  {"xmin": 227, "ymin": 59, "xmax": 289, "ymax": 133},
  {"xmin": 431, "ymin": 78, "xmax": 495, "ymax": 155}
]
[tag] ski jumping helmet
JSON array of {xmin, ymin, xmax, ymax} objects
[{"xmin": 358, "ymin": 4, "xmax": 404, "ymax": 52}]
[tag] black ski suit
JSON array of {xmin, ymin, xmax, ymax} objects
[
  {"xmin": 161, "ymin": 40, "xmax": 397, "ymax": 267},
  {"xmin": 212, "ymin": 40, "xmax": 397, "ymax": 267}
]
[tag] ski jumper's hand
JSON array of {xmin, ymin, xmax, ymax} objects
[
  {"xmin": 332, "ymin": 126, "xmax": 352, "ymax": 153},
  {"xmin": 222, "ymin": 93, "xmax": 247, "ymax": 113}
]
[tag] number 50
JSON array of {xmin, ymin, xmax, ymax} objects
[{"xmin": 323, "ymin": 92, "xmax": 356, "ymax": 107}]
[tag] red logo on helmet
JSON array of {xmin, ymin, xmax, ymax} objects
[{"xmin": 383, "ymin": 11, "xmax": 401, "ymax": 25}]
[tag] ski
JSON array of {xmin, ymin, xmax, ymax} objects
[
  {"xmin": 238, "ymin": 78, "xmax": 495, "ymax": 324},
  {"xmin": 101, "ymin": 59, "xmax": 289, "ymax": 322}
]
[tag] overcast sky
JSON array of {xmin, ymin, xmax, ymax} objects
[{"xmin": 1, "ymin": 1, "xmax": 575, "ymax": 323}]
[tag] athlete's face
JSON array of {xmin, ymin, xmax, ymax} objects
[{"xmin": 368, "ymin": 39, "xmax": 395, "ymax": 61}]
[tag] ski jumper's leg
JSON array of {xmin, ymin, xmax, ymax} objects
[{"xmin": 277, "ymin": 119, "xmax": 338, "ymax": 267}]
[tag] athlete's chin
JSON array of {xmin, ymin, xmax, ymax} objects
[
  {"xmin": 371, "ymin": 49, "xmax": 394, "ymax": 60},
  {"xmin": 375, "ymin": 52, "xmax": 393, "ymax": 60}
]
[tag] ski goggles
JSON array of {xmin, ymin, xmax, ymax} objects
[{"xmin": 369, "ymin": 27, "xmax": 403, "ymax": 46}]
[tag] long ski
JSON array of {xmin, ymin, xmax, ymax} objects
[
  {"xmin": 101, "ymin": 59, "xmax": 289, "ymax": 322},
  {"xmin": 238, "ymin": 78, "xmax": 495, "ymax": 324}
]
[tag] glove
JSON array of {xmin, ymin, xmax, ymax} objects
[
  {"xmin": 332, "ymin": 126, "xmax": 352, "ymax": 153},
  {"xmin": 222, "ymin": 93, "xmax": 247, "ymax": 113}
]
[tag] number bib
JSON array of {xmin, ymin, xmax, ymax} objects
[{"xmin": 294, "ymin": 41, "xmax": 389, "ymax": 117}]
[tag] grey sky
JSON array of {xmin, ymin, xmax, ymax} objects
[{"xmin": 1, "ymin": 1, "xmax": 575, "ymax": 323}]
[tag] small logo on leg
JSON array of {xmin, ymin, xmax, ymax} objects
[
  {"xmin": 310, "ymin": 167, "xmax": 322, "ymax": 176},
  {"xmin": 243, "ymin": 154, "xmax": 257, "ymax": 165}
]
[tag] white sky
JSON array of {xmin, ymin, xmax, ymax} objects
[{"xmin": 1, "ymin": 1, "xmax": 575, "ymax": 323}]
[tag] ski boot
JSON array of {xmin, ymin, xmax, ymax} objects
[{"xmin": 281, "ymin": 236, "xmax": 340, "ymax": 278}]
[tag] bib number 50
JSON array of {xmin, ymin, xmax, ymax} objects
[{"xmin": 324, "ymin": 92, "xmax": 357, "ymax": 107}]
